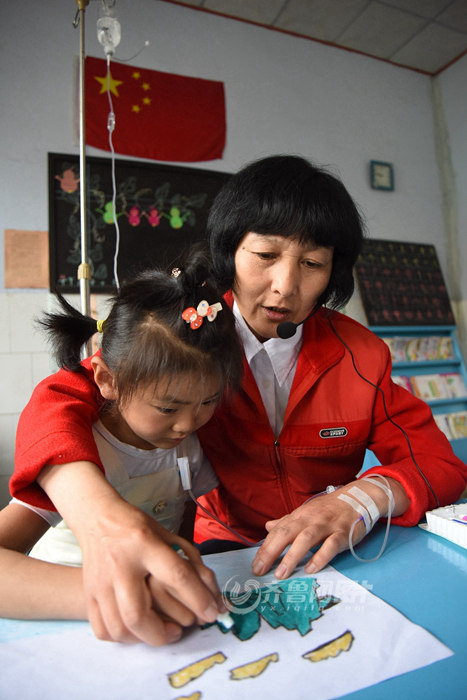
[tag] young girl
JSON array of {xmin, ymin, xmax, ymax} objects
[{"xmin": 0, "ymin": 251, "xmax": 243, "ymax": 642}]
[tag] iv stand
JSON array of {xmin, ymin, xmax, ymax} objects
[{"xmin": 75, "ymin": 0, "xmax": 92, "ymax": 324}]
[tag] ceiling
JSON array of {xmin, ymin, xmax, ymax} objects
[{"xmin": 163, "ymin": 0, "xmax": 467, "ymax": 75}]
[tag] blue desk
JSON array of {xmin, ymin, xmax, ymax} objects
[
  {"xmin": 333, "ymin": 519, "xmax": 467, "ymax": 697},
  {"xmin": 0, "ymin": 518, "xmax": 466, "ymax": 698}
]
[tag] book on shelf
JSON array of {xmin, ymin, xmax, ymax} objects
[
  {"xmin": 409, "ymin": 372, "xmax": 467, "ymax": 401},
  {"xmin": 447, "ymin": 411, "xmax": 467, "ymax": 439},
  {"xmin": 442, "ymin": 372, "xmax": 467, "ymax": 398},
  {"xmin": 433, "ymin": 411, "xmax": 467, "ymax": 440},
  {"xmin": 410, "ymin": 374, "xmax": 449, "ymax": 400},
  {"xmin": 382, "ymin": 335, "xmax": 454, "ymax": 363},
  {"xmin": 392, "ymin": 372, "xmax": 467, "ymax": 401},
  {"xmin": 433, "ymin": 413, "xmax": 454, "ymax": 440},
  {"xmin": 392, "ymin": 375, "xmax": 414, "ymax": 393}
]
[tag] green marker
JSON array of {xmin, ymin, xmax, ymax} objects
[{"xmin": 171, "ymin": 544, "xmax": 234, "ymax": 630}]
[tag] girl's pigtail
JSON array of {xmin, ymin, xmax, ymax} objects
[
  {"xmin": 36, "ymin": 293, "xmax": 99, "ymax": 371},
  {"xmin": 175, "ymin": 248, "xmax": 211, "ymax": 291}
]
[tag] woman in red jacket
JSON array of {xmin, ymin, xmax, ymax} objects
[{"xmin": 10, "ymin": 155, "xmax": 467, "ymax": 646}]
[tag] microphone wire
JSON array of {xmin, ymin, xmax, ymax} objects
[{"xmin": 326, "ymin": 313, "xmax": 439, "ymax": 508}]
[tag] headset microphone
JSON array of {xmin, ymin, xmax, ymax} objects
[
  {"xmin": 276, "ymin": 320, "xmax": 300, "ymax": 339},
  {"xmin": 276, "ymin": 306, "xmax": 319, "ymax": 339}
]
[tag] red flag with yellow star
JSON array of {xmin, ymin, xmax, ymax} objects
[{"xmin": 85, "ymin": 56, "xmax": 226, "ymax": 162}]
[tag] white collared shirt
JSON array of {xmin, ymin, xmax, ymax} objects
[{"xmin": 233, "ymin": 302, "xmax": 302, "ymax": 436}]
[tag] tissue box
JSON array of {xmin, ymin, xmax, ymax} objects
[{"xmin": 420, "ymin": 503, "xmax": 467, "ymax": 549}]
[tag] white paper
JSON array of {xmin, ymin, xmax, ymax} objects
[{"xmin": 0, "ymin": 547, "xmax": 452, "ymax": 699}]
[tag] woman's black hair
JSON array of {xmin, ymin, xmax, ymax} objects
[
  {"xmin": 208, "ymin": 154, "xmax": 366, "ymax": 308},
  {"xmin": 38, "ymin": 248, "xmax": 243, "ymax": 402}
]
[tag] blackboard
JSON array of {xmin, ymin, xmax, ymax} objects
[
  {"xmin": 48, "ymin": 152, "xmax": 231, "ymax": 293},
  {"xmin": 355, "ymin": 239, "xmax": 455, "ymax": 326}
]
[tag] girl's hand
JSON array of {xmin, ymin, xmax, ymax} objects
[{"xmin": 251, "ymin": 477, "xmax": 408, "ymax": 579}]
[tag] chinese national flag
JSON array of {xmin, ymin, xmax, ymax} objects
[{"xmin": 85, "ymin": 56, "xmax": 226, "ymax": 162}]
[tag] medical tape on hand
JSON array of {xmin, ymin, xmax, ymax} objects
[
  {"xmin": 337, "ymin": 493, "xmax": 372, "ymax": 534},
  {"xmin": 361, "ymin": 474, "xmax": 395, "ymax": 516},
  {"xmin": 347, "ymin": 486, "xmax": 380, "ymax": 526},
  {"xmin": 340, "ymin": 476, "xmax": 395, "ymax": 564}
]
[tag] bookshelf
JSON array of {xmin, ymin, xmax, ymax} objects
[
  {"xmin": 354, "ymin": 240, "xmax": 466, "ymax": 470},
  {"xmin": 370, "ymin": 325, "xmax": 467, "ymax": 464}
]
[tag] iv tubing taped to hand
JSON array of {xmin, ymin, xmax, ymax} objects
[
  {"xmin": 344, "ymin": 474, "xmax": 394, "ymax": 563},
  {"xmin": 191, "ymin": 484, "xmax": 350, "ymax": 549},
  {"xmin": 178, "ymin": 458, "xmax": 394, "ymax": 561}
]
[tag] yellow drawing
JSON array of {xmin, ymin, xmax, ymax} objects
[
  {"xmin": 173, "ymin": 692, "xmax": 202, "ymax": 700},
  {"xmin": 168, "ymin": 652, "xmax": 227, "ymax": 688},
  {"xmin": 229, "ymin": 652, "xmax": 279, "ymax": 680},
  {"xmin": 302, "ymin": 630, "xmax": 354, "ymax": 662}
]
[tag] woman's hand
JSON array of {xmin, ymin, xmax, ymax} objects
[
  {"xmin": 37, "ymin": 461, "xmax": 224, "ymax": 646},
  {"xmin": 251, "ymin": 477, "xmax": 409, "ymax": 579},
  {"xmin": 80, "ymin": 503, "xmax": 223, "ymax": 646}
]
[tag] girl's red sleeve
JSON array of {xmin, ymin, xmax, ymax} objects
[{"xmin": 10, "ymin": 358, "xmax": 104, "ymax": 510}]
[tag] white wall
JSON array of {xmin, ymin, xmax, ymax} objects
[
  {"xmin": 438, "ymin": 52, "xmax": 467, "ymax": 356},
  {"xmin": 0, "ymin": 0, "xmax": 465, "ymax": 505},
  {"xmin": 0, "ymin": 0, "xmax": 449, "ymax": 261},
  {"xmin": 439, "ymin": 52, "xmax": 467, "ymax": 298}
]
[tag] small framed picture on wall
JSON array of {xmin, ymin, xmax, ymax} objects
[{"xmin": 370, "ymin": 161, "xmax": 394, "ymax": 191}]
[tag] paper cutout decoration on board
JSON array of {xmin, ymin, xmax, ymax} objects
[{"xmin": 48, "ymin": 152, "xmax": 231, "ymax": 294}]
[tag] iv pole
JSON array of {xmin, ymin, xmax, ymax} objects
[{"xmin": 75, "ymin": 0, "xmax": 92, "ymax": 322}]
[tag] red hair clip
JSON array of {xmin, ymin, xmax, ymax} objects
[{"xmin": 182, "ymin": 301, "xmax": 222, "ymax": 329}]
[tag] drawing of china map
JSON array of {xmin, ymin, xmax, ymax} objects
[
  {"xmin": 157, "ymin": 547, "xmax": 451, "ymax": 700},
  {"xmin": 168, "ymin": 575, "xmax": 352, "ymax": 698},
  {"xmin": 0, "ymin": 547, "xmax": 453, "ymax": 700}
]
